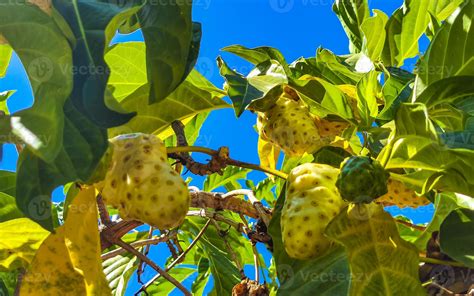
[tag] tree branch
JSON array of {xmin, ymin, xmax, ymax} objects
[
  {"xmin": 136, "ymin": 219, "xmax": 212, "ymax": 295},
  {"xmin": 104, "ymin": 236, "xmax": 191, "ymax": 296}
]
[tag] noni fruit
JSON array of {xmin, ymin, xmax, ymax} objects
[
  {"xmin": 99, "ymin": 133, "xmax": 189, "ymax": 229},
  {"xmin": 257, "ymin": 91, "xmax": 324, "ymax": 156},
  {"xmin": 281, "ymin": 163, "xmax": 346, "ymax": 260},
  {"xmin": 336, "ymin": 156, "xmax": 389, "ymax": 204},
  {"xmin": 377, "ymin": 179, "xmax": 431, "ymax": 208}
]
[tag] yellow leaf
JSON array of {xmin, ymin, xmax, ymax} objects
[
  {"xmin": 20, "ymin": 187, "xmax": 111, "ymax": 295},
  {"xmin": 0, "ymin": 218, "xmax": 49, "ymax": 271},
  {"xmin": 257, "ymin": 136, "xmax": 280, "ymax": 180}
]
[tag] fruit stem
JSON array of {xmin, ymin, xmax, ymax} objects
[
  {"xmin": 166, "ymin": 145, "xmax": 288, "ymax": 180},
  {"xmin": 419, "ymin": 256, "xmax": 466, "ymax": 268}
]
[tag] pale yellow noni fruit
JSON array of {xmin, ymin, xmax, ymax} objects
[
  {"xmin": 257, "ymin": 91, "xmax": 324, "ymax": 156},
  {"xmin": 281, "ymin": 163, "xmax": 346, "ymax": 260},
  {"xmin": 100, "ymin": 133, "xmax": 189, "ymax": 229},
  {"xmin": 377, "ymin": 179, "xmax": 431, "ymax": 208}
]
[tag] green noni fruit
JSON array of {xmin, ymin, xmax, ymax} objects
[{"xmin": 336, "ymin": 156, "xmax": 389, "ymax": 204}]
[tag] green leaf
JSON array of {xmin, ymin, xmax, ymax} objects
[
  {"xmin": 0, "ymin": 193, "xmax": 23, "ymax": 223},
  {"xmin": 439, "ymin": 208, "xmax": 474, "ymax": 268},
  {"xmin": 0, "ymin": 270, "xmax": 18, "ymax": 296},
  {"xmin": 416, "ymin": 0, "xmax": 473, "ymax": 93},
  {"xmin": 268, "ymin": 187, "xmax": 350, "ymax": 296},
  {"xmin": 291, "ymin": 53, "xmax": 363, "ymax": 86},
  {"xmin": 222, "ymin": 45, "xmax": 292, "ymax": 76},
  {"xmin": 361, "ymin": 10, "xmax": 389, "ymax": 61},
  {"xmin": 146, "ymin": 267, "xmax": 195, "ymax": 295},
  {"xmin": 382, "ymin": 0, "xmax": 431, "ymax": 66},
  {"xmin": 106, "ymin": 42, "xmax": 148, "ymax": 102},
  {"xmin": 312, "ymin": 146, "xmax": 351, "ymax": 168},
  {"xmin": 204, "ymin": 166, "xmax": 250, "ymax": 192},
  {"xmin": 293, "ymin": 77, "xmax": 354, "ymax": 120},
  {"xmin": 0, "ymin": 43, "xmax": 12, "ymax": 78},
  {"xmin": 0, "ymin": 218, "xmax": 49, "ymax": 271},
  {"xmin": 356, "ymin": 70, "xmax": 380, "ymax": 127},
  {"xmin": 0, "ymin": 3, "xmax": 73, "ymax": 162},
  {"xmin": 333, "ymin": 0, "xmax": 370, "ymax": 53},
  {"xmin": 0, "ymin": 90, "xmax": 14, "ymax": 115},
  {"xmin": 218, "ymin": 56, "xmax": 284, "ymax": 117},
  {"xmin": 53, "ymin": 0, "xmax": 137, "ymax": 128},
  {"xmin": 192, "ymin": 257, "xmax": 211, "ymax": 295},
  {"xmin": 417, "ymin": 76, "xmax": 474, "ymax": 108},
  {"xmin": 0, "ymin": 170, "xmax": 15, "ymax": 197},
  {"xmin": 137, "ymin": 2, "xmax": 196, "ymax": 103},
  {"xmin": 103, "ymin": 254, "xmax": 138, "ymax": 296},
  {"xmin": 378, "ymin": 67, "xmax": 414, "ymax": 121},
  {"xmin": 110, "ymin": 70, "xmax": 228, "ymax": 137},
  {"xmin": 181, "ymin": 217, "xmax": 242, "ymax": 295},
  {"xmin": 16, "ymin": 100, "xmax": 108, "ymax": 230},
  {"xmin": 326, "ymin": 204, "xmax": 425, "ymax": 296},
  {"xmin": 378, "ymin": 104, "xmax": 474, "ymax": 197}
]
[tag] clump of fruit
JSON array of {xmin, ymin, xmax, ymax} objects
[
  {"xmin": 98, "ymin": 133, "xmax": 189, "ymax": 229},
  {"xmin": 336, "ymin": 156, "xmax": 389, "ymax": 204},
  {"xmin": 377, "ymin": 179, "xmax": 431, "ymax": 208},
  {"xmin": 281, "ymin": 163, "xmax": 346, "ymax": 260},
  {"xmin": 257, "ymin": 89, "xmax": 324, "ymax": 156}
]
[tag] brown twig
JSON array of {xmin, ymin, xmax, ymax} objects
[
  {"xmin": 97, "ymin": 193, "xmax": 113, "ymax": 227},
  {"xmin": 395, "ymin": 219, "xmax": 426, "ymax": 231},
  {"xmin": 101, "ymin": 230, "xmax": 178, "ymax": 260},
  {"xmin": 136, "ymin": 219, "xmax": 212, "ymax": 295},
  {"xmin": 187, "ymin": 209, "xmax": 248, "ymax": 233},
  {"xmin": 224, "ymin": 190, "xmax": 272, "ymax": 227},
  {"xmin": 211, "ymin": 220, "xmax": 246, "ymax": 279},
  {"xmin": 106, "ymin": 237, "xmax": 191, "ymax": 296},
  {"xmin": 137, "ymin": 227, "xmax": 155, "ymax": 284}
]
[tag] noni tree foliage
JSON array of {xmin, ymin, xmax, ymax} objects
[{"xmin": 0, "ymin": 0, "xmax": 473, "ymax": 295}]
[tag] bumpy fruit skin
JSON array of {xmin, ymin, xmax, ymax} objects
[
  {"xmin": 315, "ymin": 117, "xmax": 350, "ymax": 139},
  {"xmin": 281, "ymin": 163, "xmax": 346, "ymax": 260},
  {"xmin": 377, "ymin": 179, "xmax": 431, "ymax": 208},
  {"xmin": 336, "ymin": 156, "xmax": 389, "ymax": 204},
  {"xmin": 257, "ymin": 91, "xmax": 323, "ymax": 157},
  {"xmin": 99, "ymin": 133, "xmax": 189, "ymax": 229}
]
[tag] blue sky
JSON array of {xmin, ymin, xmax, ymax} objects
[{"xmin": 0, "ymin": 1, "xmax": 434, "ymax": 295}]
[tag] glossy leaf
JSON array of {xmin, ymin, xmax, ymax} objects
[
  {"xmin": 16, "ymin": 100, "xmax": 108, "ymax": 230},
  {"xmin": 378, "ymin": 104, "xmax": 474, "ymax": 196},
  {"xmin": 378, "ymin": 67, "xmax": 414, "ymax": 121},
  {"xmin": 110, "ymin": 70, "xmax": 228, "ymax": 137},
  {"xmin": 356, "ymin": 70, "xmax": 380, "ymax": 127},
  {"xmin": 326, "ymin": 204, "xmax": 425, "ymax": 296},
  {"xmin": 0, "ymin": 170, "xmax": 15, "ymax": 196},
  {"xmin": 146, "ymin": 267, "xmax": 195, "ymax": 295},
  {"xmin": 20, "ymin": 187, "xmax": 111, "ymax": 295},
  {"xmin": 53, "ymin": 0, "xmax": 137, "ymax": 128},
  {"xmin": 0, "ymin": 3, "xmax": 73, "ymax": 162},
  {"xmin": 222, "ymin": 45, "xmax": 292, "ymax": 76},
  {"xmin": 0, "ymin": 193, "xmax": 23, "ymax": 223},
  {"xmin": 0, "ymin": 90, "xmax": 13, "ymax": 114},
  {"xmin": 203, "ymin": 166, "xmax": 250, "ymax": 192},
  {"xmin": 333, "ymin": 0, "xmax": 370, "ymax": 53},
  {"xmin": 439, "ymin": 208, "xmax": 474, "ymax": 268},
  {"xmin": 103, "ymin": 254, "xmax": 138, "ymax": 296},
  {"xmin": 0, "ymin": 43, "xmax": 12, "ymax": 78},
  {"xmin": 268, "ymin": 187, "xmax": 350, "ymax": 296},
  {"xmin": 137, "ymin": 2, "xmax": 196, "ymax": 103},
  {"xmin": 416, "ymin": 0, "xmax": 474, "ymax": 94},
  {"xmin": 361, "ymin": 10, "xmax": 389, "ymax": 61},
  {"xmin": 0, "ymin": 218, "xmax": 48, "ymax": 271}
]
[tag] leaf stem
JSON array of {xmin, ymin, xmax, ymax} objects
[
  {"xmin": 419, "ymin": 256, "xmax": 466, "ymax": 268},
  {"xmin": 166, "ymin": 145, "xmax": 288, "ymax": 179}
]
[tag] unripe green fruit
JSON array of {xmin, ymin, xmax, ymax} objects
[
  {"xmin": 336, "ymin": 156, "xmax": 389, "ymax": 204},
  {"xmin": 99, "ymin": 133, "xmax": 189, "ymax": 229},
  {"xmin": 257, "ymin": 92, "xmax": 323, "ymax": 156},
  {"xmin": 281, "ymin": 163, "xmax": 346, "ymax": 260}
]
